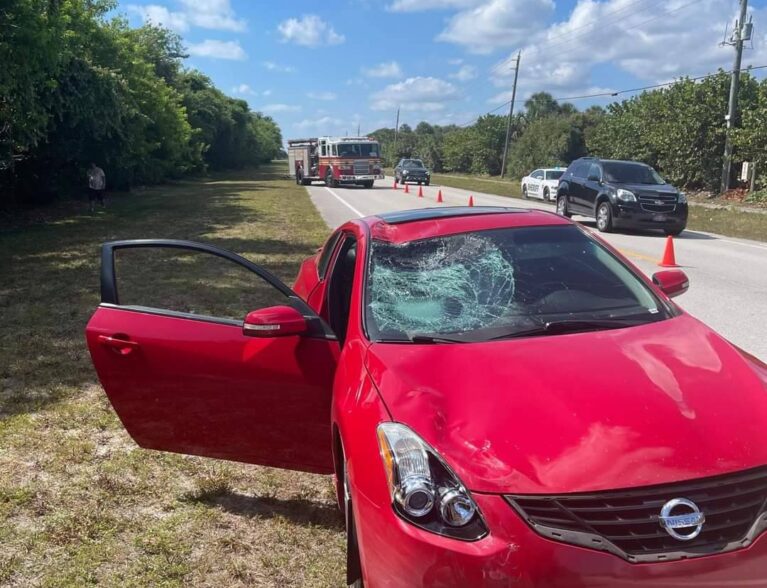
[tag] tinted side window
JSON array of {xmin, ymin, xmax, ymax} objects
[
  {"xmin": 588, "ymin": 163, "xmax": 601, "ymax": 180},
  {"xmin": 318, "ymin": 231, "xmax": 343, "ymax": 279},
  {"xmin": 572, "ymin": 162, "xmax": 589, "ymax": 178},
  {"xmin": 532, "ymin": 170, "xmax": 544, "ymax": 179}
]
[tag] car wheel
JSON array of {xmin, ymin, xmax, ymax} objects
[
  {"xmin": 596, "ymin": 202, "xmax": 614, "ymax": 232},
  {"xmin": 363, "ymin": 180, "xmax": 374, "ymax": 189},
  {"xmin": 543, "ymin": 188, "xmax": 550, "ymax": 202},
  {"xmin": 522, "ymin": 185, "xmax": 528, "ymax": 199},
  {"xmin": 425, "ymin": 180, "xmax": 430, "ymax": 186},
  {"xmin": 344, "ymin": 463, "xmax": 364, "ymax": 587},
  {"xmin": 326, "ymin": 170, "xmax": 337, "ymax": 189},
  {"xmin": 556, "ymin": 194, "xmax": 571, "ymax": 218},
  {"xmin": 665, "ymin": 227, "xmax": 685, "ymax": 236}
]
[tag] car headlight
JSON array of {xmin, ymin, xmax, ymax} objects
[
  {"xmin": 616, "ymin": 188, "xmax": 637, "ymax": 202},
  {"xmin": 402, "ymin": 170, "xmax": 409, "ymax": 175},
  {"xmin": 377, "ymin": 422, "xmax": 487, "ymax": 540},
  {"xmin": 678, "ymin": 192, "xmax": 687, "ymax": 203}
]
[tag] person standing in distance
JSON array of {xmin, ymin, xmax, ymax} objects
[{"xmin": 87, "ymin": 162, "xmax": 106, "ymax": 212}]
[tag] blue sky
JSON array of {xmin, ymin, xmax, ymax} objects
[{"xmin": 121, "ymin": 0, "xmax": 767, "ymax": 140}]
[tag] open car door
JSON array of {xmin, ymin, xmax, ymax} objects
[{"xmin": 85, "ymin": 240, "xmax": 339, "ymax": 474}]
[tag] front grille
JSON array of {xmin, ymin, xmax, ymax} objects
[
  {"xmin": 353, "ymin": 160, "xmax": 370, "ymax": 175},
  {"xmin": 507, "ymin": 466, "xmax": 767, "ymax": 563},
  {"xmin": 638, "ymin": 191, "xmax": 677, "ymax": 213}
]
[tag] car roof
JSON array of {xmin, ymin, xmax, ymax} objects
[{"xmin": 362, "ymin": 206, "xmax": 571, "ymax": 243}]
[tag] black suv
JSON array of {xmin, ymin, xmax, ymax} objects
[
  {"xmin": 556, "ymin": 158, "xmax": 687, "ymax": 235},
  {"xmin": 394, "ymin": 158, "xmax": 431, "ymax": 185}
]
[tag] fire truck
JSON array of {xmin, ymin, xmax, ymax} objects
[{"xmin": 287, "ymin": 136, "xmax": 384, "ymax": 188}]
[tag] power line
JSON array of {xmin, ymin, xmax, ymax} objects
[{"xmin": 460, "ymin": 63, "xmax": 767, "ymax": 128}]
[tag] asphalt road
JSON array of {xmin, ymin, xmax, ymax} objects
[{"xmin": 305, "ymin": 177, "xmax": 767, "ymax": 361}]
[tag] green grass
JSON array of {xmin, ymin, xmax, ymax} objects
[
  {"xmin": 431, "ymin": 172, "xmax": 524, "ymax": 199},
  {"xmin": 429, "ymin": 172, "xmax": 767, "ymax": 242},
  {"xmin": 0, "ymin": 164, "xmax": 346, "ymax": 587}
]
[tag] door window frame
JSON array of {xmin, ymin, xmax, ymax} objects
[{"xmin": 100, "ymin": 239, "xmax": 335, "ymax": 338}]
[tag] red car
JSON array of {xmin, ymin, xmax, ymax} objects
[{"xmin": 86, "ymin": 206, "xmax": 767, "ymax": 587}]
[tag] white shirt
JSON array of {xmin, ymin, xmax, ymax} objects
[{"xmin": 88, "ymin": 167, "xmax": 106, "ymax": 190}]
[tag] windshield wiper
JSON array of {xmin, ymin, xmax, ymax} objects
[
  {"xmin": 489, "ymin": 319, "xmax": 643, "ymax": 341},
  {"xmin": 407, "ymin": 334, "xmax": 470, "ymax": 344}
]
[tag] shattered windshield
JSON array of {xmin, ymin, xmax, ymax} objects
[{"xmin": 365, "ymin": 225, "xmax": 667, "ymax": 342}]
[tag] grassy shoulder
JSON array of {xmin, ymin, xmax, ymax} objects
[
  {"xmin": 430, "ymin": 172, "xmax": 767, "ymax": 242},
  {"xmin": 0, "ymin": 164, "xmax": 345, "ymax": 587}
]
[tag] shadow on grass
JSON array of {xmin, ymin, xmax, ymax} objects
[
  {"xmin": 0, "ymin": 165, "xmax": 326, "ymax": 419},
  {"xmin": 191, "ymin": 490, "xmax": 344, "ymax": 531}
]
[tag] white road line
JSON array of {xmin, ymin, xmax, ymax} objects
[{"xmin": 323, "ymin": 186, "xmax": 364, "ymax": 218}]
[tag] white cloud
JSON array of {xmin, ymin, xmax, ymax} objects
[
  {"xmin": 388, "ymin": 0, "xmax": 480, "ymax": 12},
  {"xmin": 187, "ymin": 40, "xmax": 246, "ymax": 60},
  {"xmin": 263, "ymin": 61, "xmax": 296, "ymax": 73},
  {"xmin": 437, "ymin": 0, "xmax": 554, "ymax": 54},
  {"xmin": 232, "ymin": 85, "xmax": 273, "ymax": 97},
  {"xmin": 363, "ymin": 61, "xmax": 403, "ymax": 78},
  {"xmin": 449, "ymin": 64, "xmax": 477, "ymax": 81},
  {"xmin": 487, "ymin": 0, "xmax": 767, "ymax": 99},
  {"xmin": 294, "ymin": 116, "xmax": 344, "ymax": 131},
  {"xmin": 277, "ymin": 15, "xmax": 345, "ymax": 47},
  {"xmin": 307, "ymin": 91, "xmax": 338, "ymax": 101},
  {"xmin": 294, "ymin": 114, "xmax": 366, "ymax": 136},
  {"xmin": 259, "ymin": 104, "xmax": 301, "ymax": 113},
  {"xmin": 232, "ymin": 84, "xmax": 255, "ymax": 95},
  {"xmin": 370, "ymin": 77, "xmax": 461, "ymax": 112},
  {"xmin": 128, "ymin": 0, "xmax": 246, "ymax": 32}
]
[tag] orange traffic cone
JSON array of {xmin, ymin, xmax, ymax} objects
[
  {"xmin": 404, "ymin": 183, "xmax": 410, "ymax": 194},
  {"xmin": 393, "ymin": 179, "xmax": 398, "ymax": 190},
  {"xmin": 468, "ymin": 195, "xmax": 474, "ymax": 207},
  {"xmin": 658, "ymin": 236, "xmax": 678, "ymax": 267},
  {"xmin": 418, "ymin": 185, "xmax": 424, "ymax": 198},
  {"xmin": 437, "ymin": 190, "xmax": 443, "ymax": 203}
]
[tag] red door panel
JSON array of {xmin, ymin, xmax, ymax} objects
[{"xmin": 87, "ymin": 306, "xmax": 338, "ymax": 474}]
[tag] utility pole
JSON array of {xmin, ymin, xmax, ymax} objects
[
  {"xmin": 500, "ymin": 51, "xmax": 521, "ymax": 179},
  {"xmin": 393, "ymin": 106, "xmax": 400, "ymax": 158},
  {"xmin": 720, "ymin": 0, "xmax": 750, "ymax": 193},
  {"xmin": 357, "ymin": 122, "xmax": 360, "ymax": 136}
]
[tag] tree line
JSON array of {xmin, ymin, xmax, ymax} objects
[
  {"xmin": 371, "ymin": 71, "xmax": 767, "ymax": 191},
  {"xmin": 1, "ymin": 0, "xmax": 282, "ymax": 209}
]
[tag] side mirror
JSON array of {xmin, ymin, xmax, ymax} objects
[
  {"xmin": 243, "ymin": 305, "xmax": 308, "ymax": 338},
  {"xmin": 652, "ymin": 269, "xmax": 689, "ymax": 298}
]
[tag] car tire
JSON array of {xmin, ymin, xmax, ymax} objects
[
  {"xmin": 556, "ymin": 194, "xmax": 571, "ymax": 218},
  {"xmin": 596, "ymin": 201, "xmax": 614, "ymax": 233},
  {"xmin": 343, "ymin": 462, "xmax": 364, "ymax": 587},
  {"xmin": 362, "ymin": 180, "xmax": 374, "ymax": 189},
  {"xmin": 425, "ymin": 180, "xmax": 430, "ymax": 186},
  {"xmin": 665, "ymin": 227, "xmax": 685, "ymax": 236},
  {"xmin": 543, "ymin": 188, "xmax": 550, "ymax": 202},
  {"xmin": 522, "ymin": 185, "xmax": 528, "ymax": 199}
]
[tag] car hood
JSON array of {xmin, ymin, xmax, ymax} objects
[{"xmin": 365, "ymin": 314, "xmax": 767, "ymax": 494}]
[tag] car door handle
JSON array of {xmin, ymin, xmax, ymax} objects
[{"xmin": 98, "ymin": 335, "xmax": 139, "ymax": 355}]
